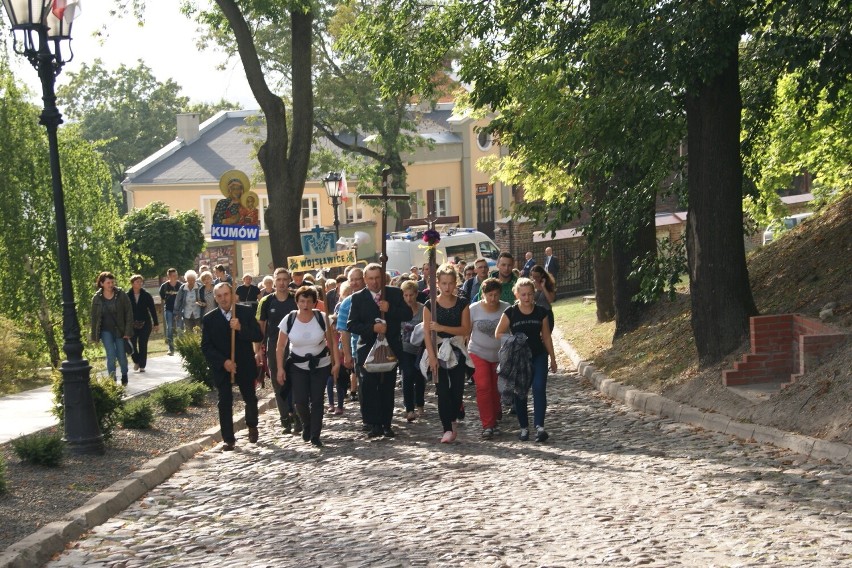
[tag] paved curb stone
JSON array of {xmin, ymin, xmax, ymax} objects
[{"xmin": 557, "ymin": 335, "xmax": 852, "ymax": 467}]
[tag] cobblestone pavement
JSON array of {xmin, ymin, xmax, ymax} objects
[{"xmin": 49, "ymin": 370, "xmax": 851, "ymax": 567}]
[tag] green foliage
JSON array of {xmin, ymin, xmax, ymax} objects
[
  {"xmin": 52, "ymin": 373, "xmax": 126, "ymax": 442},
  {"xmin": 121, "ymin": 202, "xmax": 206, "ymax": 277},
  {"xmin": 183, "ymin": 381, "xmax": 211, "ymax": 406},
  {"xmin": 56, "ymin": 59, "xmax": 189, "ymax": 186},
  {"xmin": 175, "ymin": 330, "xmax": 213, "ymax": 387},
  {"xmin": 11, "ymin": 432, "xmax": 64, "ymax": 467},
  {"xmin": 630, "ymin": 238, "xmax": 688, "ymax": 304},
  {"xmin": 0, "ymin": 59, "xmax": 128, "ymax": 367},
  {"xmin": 744, "ymin": 74, "xmax": 851, "ymax": 227},
  {"xmin": 152, "ymin": 382, "xmax": 192, "ymax": 414},
  {"xmin": 0, "ymin": 315, "xmax": 41, "ymax": 394},
  {"xmin": 119, "ymin": 397, "xmax": 156, "ymax": 429}
]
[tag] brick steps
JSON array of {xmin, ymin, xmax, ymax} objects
[{"xmin": 723, "ymin": 314, "xmax": 847, "ymax": 387}]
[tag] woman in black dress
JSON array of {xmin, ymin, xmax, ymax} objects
[
  {"xmin": 424, "ymin": 263, "xmax": 472, "ymax": 443},
  {"xmin": 128, "ymin": 275, "xmax": 159, "ymax": 373}
]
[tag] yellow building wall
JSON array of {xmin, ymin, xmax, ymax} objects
[{"xmin": 126, "ymin": 116, "xmax": 502, "ymax": 277}]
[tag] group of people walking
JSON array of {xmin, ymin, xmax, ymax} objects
[{"xmin": 89, "ymin": 248, "xmax": 559, "ymax": 451}]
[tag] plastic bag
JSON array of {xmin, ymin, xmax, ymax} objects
[{"xmin": 363, "ymin": 334, "xmax": 398, "ymax": 373}]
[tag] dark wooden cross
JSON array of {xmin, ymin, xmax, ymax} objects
[
  {"xmin": 359, "ymin": 169, "xmax": 411, "ymax": 303},
  {"xmin": 424, "ymin": 209, "xmax": 440, "ymax": 350}
]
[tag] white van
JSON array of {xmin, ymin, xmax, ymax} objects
[
  {"xmin": 386, "ymin": 227, "xmax": 500, "ymax": 275},
  {"xmin": 762, "ymin": 212, "xmax": 813, "ymax": 245}
]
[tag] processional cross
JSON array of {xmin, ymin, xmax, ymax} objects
[{"xmin": 358, "ymin": 169, "xmax": 411, "ymax": 303}]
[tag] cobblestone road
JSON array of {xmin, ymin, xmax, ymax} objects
[{"xmin": 49, "ymin": 370, "xmax": 851, "ymax": 567}]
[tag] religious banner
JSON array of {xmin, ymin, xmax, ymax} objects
[
  {"xmin": 211, "ymin": 169, "xmax": 260, "ymax": 241},
  {"xmin": 287, "ymin": 249, "xmax": 357, "ymax": 272},
  {"xmin": 301, "ymin": 226, "xmax": 337, "ymax": 255}
]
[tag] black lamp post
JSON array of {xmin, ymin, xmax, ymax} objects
[
  {"xmin": 322, "ymin": 171, "xmax": 343, "ymax": 240},
  {"xmin": 3, "ymin": 0, "xmax": 104, "ymax": 454}
]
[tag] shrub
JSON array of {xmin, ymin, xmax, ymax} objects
[
  {"xmin": 183, "ymin": 381, "xmax": 210, "ymax": 406},
  {"xmin": 0, "ymin": 454, "xmax": 7, "ymax": 494},
  {"xmin": 175, "ymin": 330, "xmax": 212, "ymax": 387},
  {"xmin": 152, "ymin": 382, "xmax": 192, "ymax": 414},
  {"xmin": 119, "ymin": 397, "xmax": 156, "ymax": 429},
  {"xmin": 0, "ymin": 316, "xmax": 42, "ymax": 394},
  {"xmin": 52, "ymin": 372, "xmax": 126, "ymax": 442},
  {"xmin": 11, "ymin": 432, "xmax": 64, "ymax": 467}
]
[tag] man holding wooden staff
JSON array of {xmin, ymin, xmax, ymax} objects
[{"xmin": 202, "ymin": 282, "xmax": 263, "ymax": 451}]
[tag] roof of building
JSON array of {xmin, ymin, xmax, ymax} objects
[{"xmin": 124, "ymin": 103, "xmax": 465, "ymax": 187}]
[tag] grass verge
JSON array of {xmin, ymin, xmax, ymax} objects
[{"xmin": 553, "ymin": 292, "xmax": 698, "ymax": 393}]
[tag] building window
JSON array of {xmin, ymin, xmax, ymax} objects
[
  {"xmin": 426, "ymin": 188, "xmax": 449, "ymax": 217},
  {"xmin": 476, "ymin": 130, "xmax": 492, "ymax": 151},
  {"xmin": 301, "ymin": 195, "xmax": 321, "ymax": 230},
  {"xmin": 257, "ymin": 195, "xmax": 269, "ymax": 232},
  {"xmin": 344, "ymin": 196, "xmax": 365, "ymax": 223}
]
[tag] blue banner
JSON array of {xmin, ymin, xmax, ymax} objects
[{"xmin": 211, "ymin": 224, "xmax": 260, "ymax": 241}]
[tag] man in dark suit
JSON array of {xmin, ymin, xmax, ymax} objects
[
  {"xmin": 347, "ymin": 263, "xmax": 413, "ymax": 438},
  {"xmin": 544, "ymin": 246, "xmax": 560, "ymax": 280},
  {"xmin": 201, "ymin": 282, "xmax": 263, "ymax": 451},
  {"xmin": 520, "ymin": 251, "xmax": 535, "ymax": 277}
]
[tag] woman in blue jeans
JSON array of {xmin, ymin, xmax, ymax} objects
[
  {"xmin": 495, "ymin": 277, "xmax": 557, "ymax": 442},
  {"xmin": 90, "ymin": 271, "xmax": 134, "ymax": 385}
]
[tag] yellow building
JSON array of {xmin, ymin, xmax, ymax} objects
[{"xmin": 122, "ymin": 103, "xmax": 506, "ymax": 278}]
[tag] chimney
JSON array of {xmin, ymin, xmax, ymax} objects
[{"xmin": 176, "ymin": 113, "xmax": 200, "ymax": 144}]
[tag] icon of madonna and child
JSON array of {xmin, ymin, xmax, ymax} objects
[{"xmin": 212, "ymin": 169, "xmax": 260, "ymax": 226}]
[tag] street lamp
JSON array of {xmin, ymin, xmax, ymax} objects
[
  {"xmin": 322, "ymin": 171, "xmax": 343, "ymax": 240},
  {"xmin": 2, "ymin": 0, "xmax": 104, "ymax": 454}
]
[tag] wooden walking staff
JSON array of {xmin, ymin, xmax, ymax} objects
[
  {"xmin": 423, "ymin": 211, "xmax": 440, "ymax": 381},
  {"xmin": 230, "ymin": 298, "xmax": 236, "ymax": 384}
]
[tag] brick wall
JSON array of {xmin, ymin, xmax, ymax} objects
[{"xmin": 723, "ymin": 314, "xmax": 847, "ymax": 386}]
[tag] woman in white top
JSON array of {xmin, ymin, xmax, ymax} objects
[
  {"xmin": 276, "ymin": 286, "xmax": 340, "ymax": 447},
  {"xmin": 468, "ymin": 278, "xmax": 510, "ymax": 438}
]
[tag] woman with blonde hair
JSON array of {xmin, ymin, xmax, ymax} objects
[
  {"xmin": 424, "ymin": 263, "xmax": 472, "ymax": 443},
  {"xmin": 495, "ymin": 278, "xmax": 557, "ymax": 442}
]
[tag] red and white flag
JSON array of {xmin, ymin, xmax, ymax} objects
[{"xmin": 340, "ymin": 170, "xmax": 349, "ymax": 202}]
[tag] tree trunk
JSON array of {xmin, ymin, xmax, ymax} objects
[
  {"xmin": 611, "ymin": 204, "xmax": 656, "ymax": 338},
  {"xmin": 388, "ymin": 155, "xmax": 411, "ymax": 231},
  {"xmin": 685, "ymin": 46, "xmax": 758, "ymax": 366},
  {"xmin": 593, "ymin": 248, "xmax": 614, "ymax": 323},
  {"xmin": 24, "ymin": 255, "xmax": 60, "ymax": 366},
  {"xmin": 216, "ymin": 1, "xmax": 314, "ymax": 266}
]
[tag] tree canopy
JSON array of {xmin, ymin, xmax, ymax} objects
[
  {"xmin": 0, "ymin": 58, "xmax": 127, "ymax": 366},
  {"xmin": 121, "ymin": 202, "xmax": 205, "ymax": 277},
  {"xmin": 56, "ymin": 59, "xmax": 237, "ymax": 202}
]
